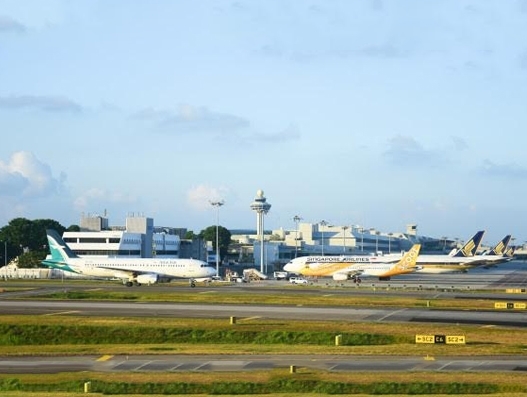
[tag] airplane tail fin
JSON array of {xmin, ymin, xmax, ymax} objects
[
  {"xmin": 453, "ymin": 231, "xmax": 485, "ymax": 257},
  {"xmin": 504, "ymin": 246, "xmax": 515, "ymax": 258},
  {"xmin": 42, "ymin": 229, "xmax": 79, "ymax": 268},
  {"xmin": 392, "ymin": 244, "xmax": 421, "ymax": 271},
  {"xmin": 488, "ymin": 235, "xmax": 512, "ymax": 256}
]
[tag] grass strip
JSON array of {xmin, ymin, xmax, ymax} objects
[
  {"xmin": 30, "ymin": 289, "xmax": 514, "ymax": 311},
  {"xmin": 1, "ymin": 372, "xmax": 526, "ymax": 395}
]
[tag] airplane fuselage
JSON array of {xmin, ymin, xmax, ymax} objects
[{"xmin": 43, "ymin": 256, "xmax": 216, "ymax": 280}]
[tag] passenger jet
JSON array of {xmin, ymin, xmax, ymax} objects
[
  {"xmin": 42, "ymin": 229, "xmax": 216, "ymax": 287},
  {"xmin": 284, "ymin": 244, "xmax": 422, "ymax": 282}
]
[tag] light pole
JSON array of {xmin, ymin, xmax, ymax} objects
[
  {"xmin": 293, "ymin": 215, "xmax": 302, "ymax": 258},
  {"xmin": 319, "ymin": 220, "xmax": 328, "ymax": 256},
  {"xmin": 210, "ymin": 200, "xmax": 225, "ymax": 277},
  {"xmin": 360, "ymin": 228, "xmax": 364, "ymax": 252},
  {"xmin": 342, "ymin": 226, "xmax": 349, "ymax": 253},
  {"xmin": 442, "ymin": 236, "xmax": 448, "ymax": 252},
  {"xmin": 375, "ymin": 231, "xmax": 380, "ymax": 253},
  {"xmin": 388, "ymin": 232, "xmax": 393, "ymax": 254}
]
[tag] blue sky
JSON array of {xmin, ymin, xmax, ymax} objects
[{"xmin": 1, "ymin": 0, "xmax": 527, "ymax": 245}]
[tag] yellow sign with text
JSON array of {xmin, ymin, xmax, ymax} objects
[
  {"xmin": 495, "ymin": 302, "xmax": 527, "ymax": 309},
  {"xmin": 415, "ymin": 335, "xmax": 435, "ymax": 344},
  {"xmin": 446, "ymin": 335, "xmax": 466, "ymax": 344},
  {"xmin": 415, "ymin": 334, "xmax": 465, "ymax": 344}
]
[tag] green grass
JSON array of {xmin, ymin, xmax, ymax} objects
[
  {"xmin": 16, "ymin": 286, "xmax": 522, "ymax": 312},
  {"xmin": 2, "ymin": 281, "xmax": 527, "ymax": 395},
  {"xmin": 1, "ymin": 370, "xmax": 527, "ymax": 396},
  {"xmin": 0, "ymin": 315, "xmax": 526, "ymax": 356}
]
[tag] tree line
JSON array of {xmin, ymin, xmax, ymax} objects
[{"xmin": 0, "ymin": 218, "xmax": 231, "ymax": 269}]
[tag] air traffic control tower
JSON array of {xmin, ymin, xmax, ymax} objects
[{"xmin": 250, "ymin": 189, "xmax": 271, "ymax": 273}]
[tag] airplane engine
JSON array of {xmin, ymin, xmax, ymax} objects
[
  {"xmin": 136, "ymin": 274, "xmax": 159, "ymax": 285},
  {"xmin": 332, "ymin": 273, "xmax": 348, "ymax": 281}
]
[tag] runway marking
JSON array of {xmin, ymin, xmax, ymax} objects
[
  {"xmin": 42, "ymin": 311, "xmax": 79, "ymax": 316},
  {"xmin": 239, "ymin": 316, "xmax": 261, "ymax": 322},
  {"xmin": 96, "ymin": 355, "xmax": 114, "ymax": 362},
  {"xmin": 377, "ymin": 308, "xmax": 407, "ymax": 322},
  {"xmin": 199, "ymin": 290, "xmax": 218, "ymax": 294}
]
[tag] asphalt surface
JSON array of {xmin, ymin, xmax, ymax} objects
[
  {"xmin": 0, "ymin": 354, "xmax": 526, "ymax": 374},
  {"xmin": 1, "ymin": 299, "xmax": 527, "ymax": 327},
  {"xmin": 1, "ymin": 261, "xmax": 527, "ymax": 374}
]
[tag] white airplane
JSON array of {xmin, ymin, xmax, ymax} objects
[
  {"xmin": 408, "ymin": 230, "xmax": 488, "ymax": 274},
  {"xmin": 471, "ymin": 235, "xmax": 514, "ymax": 268},
  {"xmin": 394, "ymin": 231, "xmax": 512, "ymax": 274},
  {"xmin": 284, "ymin": 244, "xmax": 422, "ymax": 282},
  {"xmin": 284, "ymin": 230, "xmax": 488, "ymax": 277},
  {"xmin": 42, "ymin": 229, "xmax": 216, "ymax": 287},
  {"xmin": 411, "ymin": 231, "xmax": 517, "ymax": 273}
]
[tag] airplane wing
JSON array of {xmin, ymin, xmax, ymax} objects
[
  {"xmin": 91, "ymin": 265, "xmax": 164, "ymax": 284},
  {"xmin": 95, "ymin": 265, "xmax": 201, "ymax": 286}
]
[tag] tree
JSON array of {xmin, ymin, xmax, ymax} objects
[
  {"xmin": 0, "ymin": 218, "xmax": 66, "ymax": 268},
  {"xmin": 199, "ymin": 226, "xmax": 231, "ymax": 262}
]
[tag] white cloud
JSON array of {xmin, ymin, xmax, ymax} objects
[
  {"xmin": 0, "ymin": 151, "xmax": 66, "ymax": 198},
  {"xmin": 73, "ymin": 187, "xmax": 138, "ymax": 213},
  {"xmin": 186, "ymin": 184, "xmax": 229, "ymax": 211},
  {"xmin": 0, "ymin": 15, "xmax": 26, "ymax": 33},
  {"xmin": 130, "ymin": 104, "xmax": 250, "ymax": 134},
  {"xmin": 0, "ymin": 95, "xmax": 82, "ymax": 113},
  {"xmin": 478, "ymin": 159, "xmax": 527, "ymax": 179},
  {"xmin": 383, "ymin": 135, "xmax": 445, "ymax": 167}
]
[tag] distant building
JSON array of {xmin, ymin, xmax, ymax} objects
[
  {"xmin": 63, "ymin": 213, "xmax": 207, "ymax": 260},
  {"xmin": 62, "ymin": 214, "xmax": 444, "ymax": 274},
  {"xmin": 230, "ymin": 222, "xmax": 443, "ymax": 274}
]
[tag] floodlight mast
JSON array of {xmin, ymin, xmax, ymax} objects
[
  {"xmin": 319, "ymin": 220, "xmax": 328, "ymax": 255},
  {"xmin": 209, "ymin": 200, "xmax": 225, "ymax": 277},
  {"xmin": 293, "ymin": 215, "xmax": 302, "ymax": 258}
]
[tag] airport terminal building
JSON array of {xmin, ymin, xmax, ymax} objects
[
  {"xmin": 60, "ymin": 214, "xmax": 445, "ymax": 276},
  {"xmin": 64, "ymin": 214, "xmax": 209, "ymax": 261}
]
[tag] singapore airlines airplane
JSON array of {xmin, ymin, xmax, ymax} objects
[
  {"xmin": 284, "ymin": 231, "xmax": 487, "ymax": 277},
  {"xmin": 410, "ymin": 230, "xmax": 487, "ymax": 274},
  {"xmin": 284, "ymin": 244, "xmax": 421, "ymax": 282},
  {"xmin": 414, "ymin": 231, "xmax": 517, "ymax": 273},
  {"xmin": 42, "ymin": 229, "xmax": 216, "ymax": 287},
  {"xmin": 471, "ymin": 235, "xmax": 514, "ymax": 268}
]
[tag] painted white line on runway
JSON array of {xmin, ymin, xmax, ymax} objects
[
  {"xmin": 42, "ymin": 311, "xmax": 80, "ymax": 316},
  {"xmin": 376, "ymin": 308, "xmax": 407, "ymax": 322},
  {"xmin": 239, "ymin": 316, "xmax": 262, "ymax": 322}
]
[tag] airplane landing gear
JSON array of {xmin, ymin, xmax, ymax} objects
[
  {"xmin": 189, "ymin": 279, "xmax": 196, "ymax": 288},
  {"xmin": 124, "ymin": 280, "xmax": 142, "ymax": 287}
]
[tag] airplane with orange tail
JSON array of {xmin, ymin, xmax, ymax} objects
[{"xmin": 284, "ymin": 244, "xmax": 421, "ymax": 283}]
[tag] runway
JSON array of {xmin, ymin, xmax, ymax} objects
[
  {"xmin": 1, "ymin": 299, "xmax": 527, "ymax": 327},
  {"xmin": 1, "ymin": 261, "xmax": 527, "ymax": 327},
  {"xmin": 1, "ymin": 261, "xmax": 526, "ymax": 374},
  {"xmin": 1, "ymin": 354, "xmax": 526, "ymax": 374}
]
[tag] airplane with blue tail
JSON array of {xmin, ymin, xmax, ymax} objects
[{"xmin": 42, "ymin": 229, "xmax": 216, "ymax": 287}]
